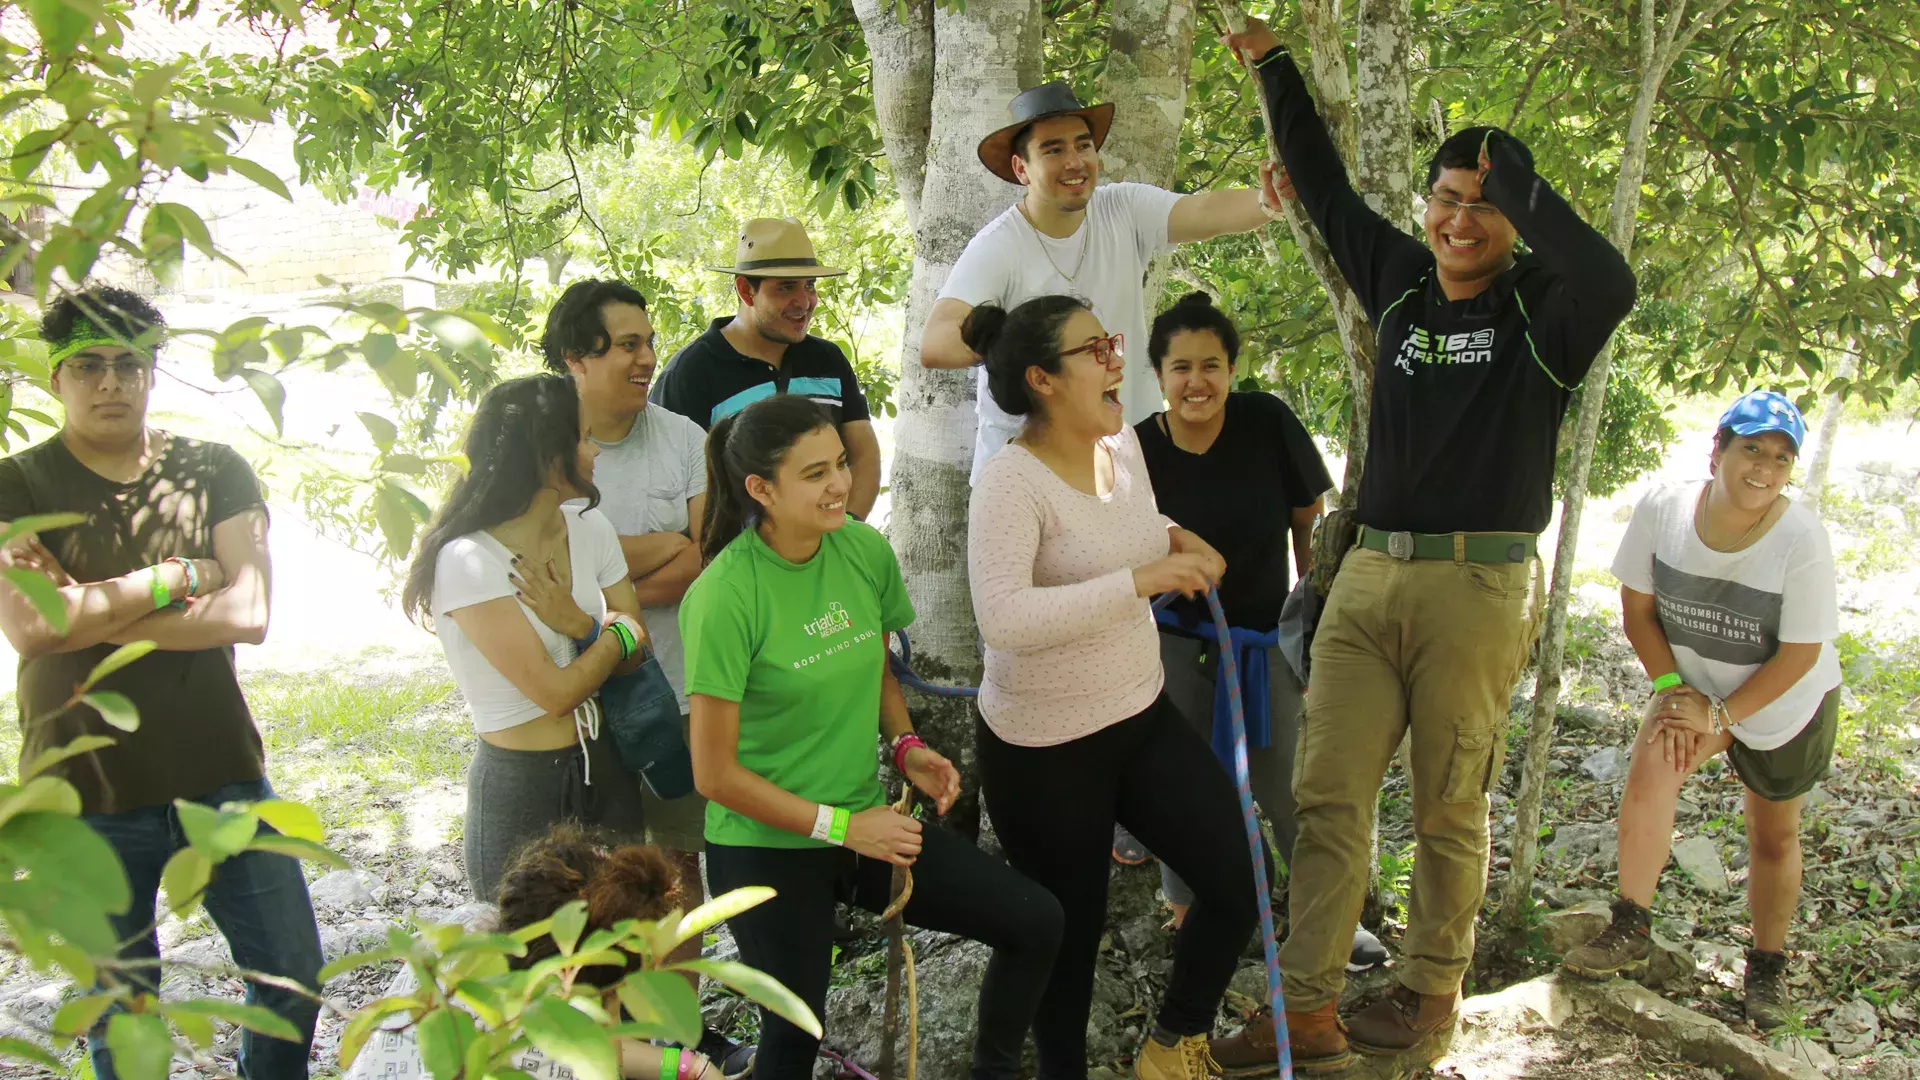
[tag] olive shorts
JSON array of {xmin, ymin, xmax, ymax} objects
[{"xmin": 1726, "ymin": 687, "xmax": 1839, "ymax": 802}]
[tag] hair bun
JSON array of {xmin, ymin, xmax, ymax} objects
[
  {"xmin": 583, "ymin": 844, "xmax": 678, "ymax": 926},
  {"xmin": 1173, "ymin": 291, "xmax": 1216, "ymax": 310},
  {"xmin": 960, "ymin": 304, "xmax": 1010, "ymax": 359}
]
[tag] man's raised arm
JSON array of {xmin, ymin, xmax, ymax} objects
[{"xmin": 919, "ymin": 298, "xmax": 981, "ymax": 369}]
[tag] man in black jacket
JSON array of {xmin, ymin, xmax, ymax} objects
[{"xmin": 1224, "ymin": 18, "xmax": 1636, "ymax": 1070}]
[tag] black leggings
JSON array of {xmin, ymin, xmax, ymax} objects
[
  {"xmin": 706, "ymin": 824, "xmax": 1063, "ymax": 1080},
  {"xmin": 978, "ymin": 693, "xmax": 1259, "ymax": 1079}
]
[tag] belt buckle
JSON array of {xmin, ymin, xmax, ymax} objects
[{"xmin": 1387, "ymin": 531, "xmax": 1415, "ymax": 561}]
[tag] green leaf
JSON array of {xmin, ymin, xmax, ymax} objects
[
  {"xmin": 672, "ymin": 959, "xmax": 820, "ymax": 1037},
  {"xmin": 0, "ymin": 776, "xmax": 81, "ymax": 829},
  {"xmin": 82, "ymin": 641, "xmax": 157, "ymax": 691},
  {"xmin": 357, "ymin": 411, "xmax": 397, "ymax": 451},
  {"xmin": 612, "ymin": 969, "xmax": 702, "ymax": 1048},
  {"xmin": 223, "ymin": 156, "xmax": 292, "ymax": 200},
  {"xmin": 2, "ymin": 567, "xmax": 67, "ymax": 634},
  {"xmin": 24, "ymin": 0, "xmax": 89, "ymax": 55},
  {"xmin": 550, "ymin": 899, "xmax": 587, "ymax": 956},
  {"xmin": 416, "ymin": 1008, "xmax": 478, "ymax": 1079},
  {"xmin": 520, "ymin": 997, "xmax": 619, "ymax": 1080},
  {"xmin": 20, "ymin": 734, "xmax": 116, "ymax": 779},
  {"xmin": 175, "ymin": 800, "xmax": 257, "ymax": 859},
  {"xmin": 372, "ymin": 482, "xmax": 421, "ymax": 557},
  {"xmin": 246, "ymin": 833, "xmax": 349, "ymax": 868},
  {"xmin": 239, "ymin": 368, "xmax": 287, "ymax": 435},
  {"xmin": 165, "ymin": 1008, "xmax": 214, "ymax": 1048},
  {"xmin": 80, "ymin": 691, "xmax": 140, "ymax": 732},
  {"xmin": 0, "ymin": 511, "xmax": 86, "ymax": 547},
  {"xmin": 52, "ymin": 992, "xmax": 121, "ymax": 1037},
  {"xmin": 160, "ymin": 848, "xmax": 213, "ymax": 913},
  {"xmin": 0, "ymin": 1036, "xmax": 62, "ymax": 1070},
  {"xmin": 161, "ymin": 1000, "xmax": 299, "ymax": 1042},
  {"xmin": 661, "ymin": 886, "xmax": 775, "ymax": 957},
  {"xmin": 339, "ymin": 997, "xmax": 419, "ymax": 1071},
  {"xmin": 251, "ymin": 799, "xmax": 325, "ymax": 843},
  {"xmin": 105, "ymin": 1011, "xmax": 174, "ymax": 1080},
  {"xmin": 318, "ymin": 946, "xmax": 400, "ymax": 983}
]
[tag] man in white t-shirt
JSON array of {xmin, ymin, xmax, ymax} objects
[
  {"xmin": 545, "ymin": 279, "xmax": 753, "ymax": 1077},
  {"xmin": 919, "ymin": 81, "xmax": 1287, "ymax": 483}
]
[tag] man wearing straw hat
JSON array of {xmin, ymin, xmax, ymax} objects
[
  {"xmin": 652, "ymin": 218, "xmax": 881, "ymax": 519},
  {"xmin": 919, "ymin": 81, "xmax": 1288, "ymax": 485}
]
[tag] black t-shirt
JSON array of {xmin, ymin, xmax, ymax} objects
[
  {"xmin": 1136, "ymin": 393, "xmax": 1333, "ymax": 630},
  {"xmin": 1258, "ymin": 48, "xmax": 1637, "ymax": 534},
  {"xmin": 0, "ymin": 433, "xmax": 268, "ymax": 815},
  {"xmin": 650, "ymin": 318, "xmax": 873, "ymax": 431}
]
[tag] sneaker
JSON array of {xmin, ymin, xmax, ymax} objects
[
  {"xmin": 1132, "ymin": 1031, "xmax": 1220, "ymax": 1080},
  {"xmin": 1345, "ymin": 984, "xmax": 1459, "ymax": 1055},
  {"xmin": 1207, "ymin": 1009, "xmax": 1279, "ymax": 1078},
  {"xmin": 1744, "ymin": 948, "xmax": 1791, "ymax": 1030},
  {"xmin": 1346, "ymin": 926, "xmax": 1389, "ymax": 972},
  {"xmin": 1563, "ymin": 897, "xmax": 1654, "ymax": 980},
  {"xmin": 1114, "ymin": 824, "xmax": 1152, "ymax": 866}
]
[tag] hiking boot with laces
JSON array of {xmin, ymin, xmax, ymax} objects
[
  {"xmin": 1744, "ymin": 948, "xmax": 1792, "ymax": 1030},
  {"xmin": 1132, "ymin": 1031, "xmax": 1220, "ymax": 1080},
  {"xmin": 1345, "ymin": 984, "xmax": 1460, "ymax": 1055},
  {"xmin": 1207, "ymin": 1008, "xmax": 1279, "ymax": 1078},
  {"xmin": 1280, "ymin": 1002, "xmax": 1352, "ymax": 1074},
  {"xmin": 1563, "ymin": 896, "xmax": 1654, "ymax": 980}
]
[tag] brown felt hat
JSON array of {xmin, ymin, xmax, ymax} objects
[
  {"xmin": 708, "ymin": 218, "xmax": 846, "ymax": 277},
  {"xmin": 976, "ymin": 82, "xmax": 1115, "ymax": 185}
]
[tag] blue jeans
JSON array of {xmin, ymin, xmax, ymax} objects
[{"xmin": 83, "ymin": 778, "xmax": 324, "ymax": 1080}]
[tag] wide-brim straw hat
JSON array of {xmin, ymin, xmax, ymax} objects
[
  {"xmin": 976, "ymin": 81, "xmax": 1116, "ymax": 185},
  {"xmin": 708, "ymin": 218, "xmax": 846, "ymax": 277}
]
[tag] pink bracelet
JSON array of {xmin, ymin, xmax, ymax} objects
[{"xmin": 891, "ymin": 733, "xmax": 927, "ymax": 774}]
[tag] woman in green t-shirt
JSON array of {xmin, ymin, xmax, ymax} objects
[{"xmin": 679, "ymin": 394, "xmax": 1062, "ymax": 1080}]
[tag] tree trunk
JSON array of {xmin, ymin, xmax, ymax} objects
[
  {"xmin": 1799, "ymin": 357, "xmax": 1852, "ymax": 505},
  {"xmin": 1499, "ymin": 0, "xmax": 1732, "ymax": 925},
  {"xmin": 856, "ymin": 0, "xmax": 1043, "ymax": 839},
  {"xmin": 1097, "ymin": 0, "xmax": 1196, "ymax": 189}
]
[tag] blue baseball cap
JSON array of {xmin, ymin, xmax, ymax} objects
[{"xmin": 1717, "ymin": 390, "xmax": 1807, "ymax": 451}]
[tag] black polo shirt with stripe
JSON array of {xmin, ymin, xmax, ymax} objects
[{"xmin": 650, "ymin": 318, "xmax": 872, "ymax": 431}]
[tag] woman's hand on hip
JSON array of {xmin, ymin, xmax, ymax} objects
[
  {"xmin": 845, "ymin": 806, "xmax": 923, "ymax": 867},
  {"xmin": 511, "ymin": 556, "xmax": 596, "ymax": 639},
  {"xmin": 904, "ymin": 746, "xmax": 961, "ymax": 815}
]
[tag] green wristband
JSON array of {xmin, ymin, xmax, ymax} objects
[
  {"xmin": 148, "ymin": 567, "xmax": 173, "ymax": 611},
  {"xmin": 1650, "ymin": 672, "xmax": 1683, "ymax": 694},
  {"xmin": 827, "ymin": 807, "xmax": 850, "ymax": 846},
  {"xmin": 607, "ymin": 619, "xmax": 638, "ymax": 660},
  {"xmin": 659, "ymin": 1047, "xmax": 681, "ymax": 1080}
]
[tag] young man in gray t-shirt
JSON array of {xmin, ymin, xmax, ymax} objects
[{"xmin": 547, "ymin": 280, "xmax": 752, "ymax": 1075}]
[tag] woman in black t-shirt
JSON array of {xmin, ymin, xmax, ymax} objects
[{"xmin": 1135, "ymin": 293, "xmax": 1387, "ymax": 976}]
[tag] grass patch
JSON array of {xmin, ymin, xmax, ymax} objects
[{"xmin": 1834, "ymin": 631, "xmax": 1920, "ymax": 774}]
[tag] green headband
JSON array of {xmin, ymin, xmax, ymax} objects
[{"xmin": 47, "ymin": 327, "xmax": 141, "ymax": 368}]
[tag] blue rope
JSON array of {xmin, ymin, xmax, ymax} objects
[{"xmin": 888, "ymin": 591, "xmax": 1293, "ymax": 1079}]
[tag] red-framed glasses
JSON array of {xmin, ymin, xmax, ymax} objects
[{"xmin": 1059, "ymin": 332, "xmax": 1125, "ymax": 369}]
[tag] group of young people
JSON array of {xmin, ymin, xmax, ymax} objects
[{"xmin": 0, "ymin": 15, "xmax": 1846, "ymax": 1080}]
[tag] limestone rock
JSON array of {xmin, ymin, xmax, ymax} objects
[
  {"xmin": 825, "ymin": 936, "xmax": 987, "ymax": 1080},
  {"xmin": 320, "ymin": 919, "xmax": 397, "ymax": 963},
  {"xmin": 1540, "ymin": 885, "xmax": 1606, "ymax": 910},
  {"xmin": 1573, "ymin": 978, "xmax": 1824, "ymax": 1080},
  {"xmin": 1870, "ymin": 937, "xmax": 1920, "ymax": 970},
  {"xmin": 1542, "ymin": 823, "xmax": 1617, "ymax": 871},
  {"xmin": 1580, "ymin": 747, "xmax": 1629, "ymax": 782},
  {"xmin": 1773, "ymin": 1035, "xmax": 1839, "ymax": 1075},
  {"xmin": 309, "ymin": 869, "xmax": 378, "ymax": 912},
  {"xmin": 1670, "ymin": 835, "xmax": 1729, "ymax": 893},
  {"xmin": 1541, "ymin": 902, "xmax": 1694, "ymax": 987},
  {"xmin": 1824, "ymin": 996, "xmax": 1881, "ymax": 1058}
]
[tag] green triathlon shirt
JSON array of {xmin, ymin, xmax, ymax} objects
[{"xmin": 680, "ymin": 519, "xmax": 915, "ymax": 848}]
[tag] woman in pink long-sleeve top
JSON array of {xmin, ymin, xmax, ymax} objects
[{"xmin": 964, "ymin": 294, "xmax": 1269, "ymax": 1080}]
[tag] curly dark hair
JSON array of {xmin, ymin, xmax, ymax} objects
[
  {"xmin": 541, "ymin": 279, "xmax": 650, "ymax": 373},
  {"xmin": 495, "ymin": 824, "xmax": 681, "ymax": 988},
  {"xmin": 41, "ymin": 286, "xmax": 165, "ymax": 355}
]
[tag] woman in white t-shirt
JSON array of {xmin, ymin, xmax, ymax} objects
[
  {"xmin": 401, "ymin": 373, "xmax": 652, "ymax": 900},
  {"xmin": 1564, "ymin": 391, "xmax": 1839, "ymax": 1031}
]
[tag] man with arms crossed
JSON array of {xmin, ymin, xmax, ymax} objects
[
  {"xmin": 1223, "ymin": 18, "xmax": 1637, "ymax": 1070},
  {"xmin": 0, "ymin": 286, "xmax": 324, "ymax": 1080},
  {"xmin": 546, "ymin": 278, "xmax": 754, "ymax": 1076}
]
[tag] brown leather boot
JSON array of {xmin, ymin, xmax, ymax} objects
[
  {"xmin": 1279, "ymin": 1002, "xmax": 1352, "ymax": 1074},
  {"xmin": 1345, "ymin": 984, "xmax": 1460, "ymax": 1055}
]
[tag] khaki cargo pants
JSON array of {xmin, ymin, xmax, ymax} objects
[{"xmin": 1279, "ymin": 546, "xmax": 1538, "ymax": 1009}]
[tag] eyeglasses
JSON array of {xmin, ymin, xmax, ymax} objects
[
  {"xmin": 60, "ymin": 356, "xmax": 155, "ymax": 385},
  {"xmin": 1059, "ymin": 333, "xmax": 1125, "ymax": 369},
  {"xmin": 1427, "ymin": 194, "xmax": 1504, "ymax": 220}
]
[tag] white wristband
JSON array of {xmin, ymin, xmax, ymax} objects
[{"xmin": 809, "ymin": 803, "xmax": 835, "ymax": 843}]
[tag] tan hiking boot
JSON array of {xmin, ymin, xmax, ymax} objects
[
  {"xmin": 1744, "ymin": 948, "xmax": 1792, "ymax": 1030},
  {"xmin": 1132, "ymin": 1032, "xmax": 1220, "ymax": 1080},
  {"xmin": 1563, "ymin": 897, "xmax": 1655, "ymax": 980},
  {"xmin": 1278, "ymin": 1002, "xmax": 1352, "ymax": 1074},
  {"xmin": 1345, "ymin": 984, "xmax": 1460, "ymax": 1055}
]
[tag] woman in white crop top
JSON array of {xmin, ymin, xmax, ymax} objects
[{"xmin": 402, "ymin": 373, "xmax": 651, "ymax": 900}]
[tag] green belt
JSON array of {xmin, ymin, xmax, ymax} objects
[{"xmin": 1356, "ymin": 525, "xmax": 1537, "ymax": 564}]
